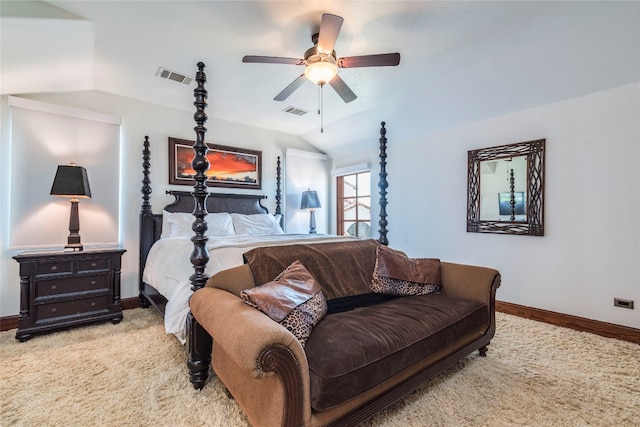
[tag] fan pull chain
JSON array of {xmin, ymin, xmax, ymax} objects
[
  {"xmin": 318, "ymin": 84, "xmax": 324, "ymax": 133},
  {"xmin": 320, "ymin": 85, "xmax": 324, "ymax": 133}
]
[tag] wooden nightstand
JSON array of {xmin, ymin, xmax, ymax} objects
[{"xmin": 13, "ymin": 248, "xmax": 126, "ymax": 342}]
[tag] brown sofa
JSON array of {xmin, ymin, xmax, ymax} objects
[{"xmin": 189, "ymin": 239, "xmax": 501, "ymax": 427}]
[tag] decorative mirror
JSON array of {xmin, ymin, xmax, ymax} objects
[{"xmin": 467, "ymin": 139, "xmax": 545, "ymax": 235}]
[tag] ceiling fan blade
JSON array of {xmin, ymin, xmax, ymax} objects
[
  {"xmin": 317, "ymin": 13, "xmax": 344, "ymax": 54},
  {"xmin": 243, "ymin": 55, "xmax": 304, "ymax": 65},
  {"xmin": 329, "ymin": 74, "xmax": 357, "ymax": 103},
  {"xmin": 338, "ymin": 53, "xmax": 401, "ymax": 68},
  {"xmin": 274, "ymin": 74, "xmax": 307, "ymax": 101}
]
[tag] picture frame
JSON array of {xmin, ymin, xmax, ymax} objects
[{"xmin": 168, "ymin": 137, "xmax": 262, "ymax": 189}]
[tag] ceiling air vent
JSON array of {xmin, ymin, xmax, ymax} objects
[
  {"xmin": 282, "ymin": 106, "xmax": 309, "ymax": 116},
  {"xmin": 156, "ymin": 67, "xmax": 193, "ymax": 85}
]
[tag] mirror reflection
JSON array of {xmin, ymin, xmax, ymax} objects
[{"xmin": 480, "ymin": 156, "xmax": 527, "ymax": 221}]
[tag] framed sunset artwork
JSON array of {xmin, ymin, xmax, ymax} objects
[{"xmin": 168, "ymin": 137, "xmax": 262, "ymax": 189}]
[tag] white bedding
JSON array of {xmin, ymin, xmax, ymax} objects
[{"xmin": 142, "ymin": 233, "xmax": 357, "ymax": 343}]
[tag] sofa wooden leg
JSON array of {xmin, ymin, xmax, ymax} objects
[
  {"xmin": 186, "ymin": 312, "xmax": 212, "ymax": 389},
  {"xmin": 478, "ymin": 344, "xmax": 488, "ymax": 357}
]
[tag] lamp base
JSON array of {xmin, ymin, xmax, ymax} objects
[
  {"xmin": 64, "ymin": 243, "xmax": 84, "ymax": 252},
  {"xmin": 65, "ymin": 200, "xmax": 84, "ymax": 251},
  {"xmin": 308, "ymin": 209, "xmax": 317, "ymax": 234}
]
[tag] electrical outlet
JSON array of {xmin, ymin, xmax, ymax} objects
[{"xmin": 613, "ymin": 298, "xmax": 634, "ymax": 309}]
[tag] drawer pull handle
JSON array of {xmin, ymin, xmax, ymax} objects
[
  {"xmin": 91, "ymin": 302, "xmax": 96, "ymax": 307},
  {"xmin": 91, "ymin": 281, "xmax": 96, "ymax": 285},
  {"xmin": 91, "ymin": 262, "xmax": 97, "ymax": 267},
  {"xmin": 51, "ymin": 285, "xmax": 57, "ymax": 290},
  {"xmin": 51, "ymin": 308, "xmax": 57, "ymax": 313},
  {"xmin": 51, "ymin": 266, "xmax": 58, "ymax": 271}
]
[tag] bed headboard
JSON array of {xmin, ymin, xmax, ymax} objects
[
  {"xmin": 142, "ymin": 191, "xmax": 268, "ymax": 242},
  {"xmin": 165, "ymin": 190, "xmax": 268, "ymax": 215}
]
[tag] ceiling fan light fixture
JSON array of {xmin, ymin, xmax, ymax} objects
[{"xmin": 304, "ymin": 60, "xmax": 337, "ymax": 85}]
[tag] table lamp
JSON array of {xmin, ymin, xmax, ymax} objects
[
  {"xmin": 50, "ymin": 163, "xmax": 92, "ymax": 251},
  {"xmin": 300, "ymin": 189, "xmax": 321, "ymax": 234}
]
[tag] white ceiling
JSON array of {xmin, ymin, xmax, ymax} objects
[{"xmin": 2, "ymin": 1, "xmax": 639, "ymax": 156}]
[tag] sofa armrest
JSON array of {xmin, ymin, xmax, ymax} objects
[
  {"xmin": 190, "ymin": 286, "xmax": 311, "ymax": 427},
  {"xmin": 440, "ymin": 262, "xmax": 501, "ymax": 307},
  {"xmin": 440, "ymin": 262, "xmax": 501, "ymax": 346}
]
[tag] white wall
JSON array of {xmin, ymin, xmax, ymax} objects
[
  {"xmin": 0, "ymin": 90, "xmax": 320, "ymax": 317},
  {"xmin": 334, "ymin": 83, "xmax": 639, "ymax": 328}
]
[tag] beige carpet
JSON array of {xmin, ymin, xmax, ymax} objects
[{"xmin": 1, "ymin": 309, "xmax": 638, "ymax": 427}]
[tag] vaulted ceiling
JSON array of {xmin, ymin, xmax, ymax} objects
[{"xmin": 2, "ymin": 1, "xmax": 639, "ymax": 156}]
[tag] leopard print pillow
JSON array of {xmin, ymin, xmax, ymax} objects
[
  {"xmin": 280, "ymin": 291, "xmax": 327, "ymax": 347},
  {"xmin": 371, "ymin": 274, "xmax": 441, "ymax": 296},
  {"xmin": 371, "ymin": 246, "xmax": 442, "ymax": 296},
  {"xmin": 241, "ymin": 260, "xmax": 327, "ymax": 347}
]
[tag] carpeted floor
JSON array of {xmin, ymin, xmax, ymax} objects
[{"xmin": 1, "ymin": 309, "xmax": 638, "ymax": 427}]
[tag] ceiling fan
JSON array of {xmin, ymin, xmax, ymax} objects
[{"xmin": 242, "ymin": 13, "xmax": 401, "ymax": 104}]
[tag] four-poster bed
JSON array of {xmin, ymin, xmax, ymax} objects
[{"xmin": 138, "ymin": 62, "xmax": 390, "ymax": 383}]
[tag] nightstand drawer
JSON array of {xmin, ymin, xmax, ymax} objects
[
  {"xmin": 35, "ymin": 260, "xmax": 73, "ymax": 276},
  {"xmin": 35, "ymin": 274, "xmax": 109, "ymax": 298},
  {"xmin": 78, "ymin": 258, "xmax": 110, "ymax": 272},
  {"xmin": 35, "ymin": 295, "xmax": 111, "ymax": 321}
]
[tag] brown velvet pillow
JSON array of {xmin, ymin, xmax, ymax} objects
[
  {"xmin": 240, "ymin": 260, "xmax": 327, "ymax": 347},
  {"xmin": 371, "ymin": 245, "xmax": 442, "ymax": 296}
]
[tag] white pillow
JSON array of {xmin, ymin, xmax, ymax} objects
[
  {"xmin": 161, "ymin": 211, "xmax": 235, "ymax": 238},
  {"xmin": 231, "ymin": 213, "xmax": 284, "ymax": 235},
  {"xmin": 160, "ymin": 211, "xmax": 179, "ymax": 239},
  {"xmin": 206, "ymin": 212, "xmax": 235, "ymax": 237}
]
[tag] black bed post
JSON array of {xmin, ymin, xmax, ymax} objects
[
  {"xmin": 275, "ymin": 155, "xmax": 283, "ymax": 228},
  {"xmin": 378, "ymin": 122, "xmax": 389, "ymax": 246},
  {"xmin": 189, "ymin": 62, "xmax": 210, "ymax": 290},
  {"xmin": 139, "ymin": 136, "xmax": 153, "ymax": 307},
  {"xmin": 187, "ymin": 62, "xmax": 213, "ymax": 389}
]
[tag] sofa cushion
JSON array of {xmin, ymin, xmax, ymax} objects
[
  {"xmin": 240, "ymin": 260, "xmax": 327, "ymax": 347},
  {"xmin": 371, "ymin": 245, "xmax": 442, "ymax": 296},
  {"xmin": 243, "ymin": 239, "xmax": 380, "ymax": 300},
  {"xmin": 304, "ymin": 294, "xmax": 488, "ymax": 410}
]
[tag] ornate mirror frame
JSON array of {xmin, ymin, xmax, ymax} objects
[{"xmin": 467, "ymin": 139, "xmax": 545, "ymax": 236}]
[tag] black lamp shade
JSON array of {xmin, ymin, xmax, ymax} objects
[
  {"xmin": 300, "ymin": 190, "xmax": 320, "ymax": 210},
  {"xmin": 50, "ymin": 165, "xmax": 92, "ymax": 198}
]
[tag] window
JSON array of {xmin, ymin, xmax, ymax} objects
[{"xmin": 337, "ymin": 171, "xmax": 371, "ymax": 238}]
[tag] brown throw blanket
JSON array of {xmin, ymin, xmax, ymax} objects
[{"xmin": 243, "ymin": 239, "xmax": 381, "ymax": 300}]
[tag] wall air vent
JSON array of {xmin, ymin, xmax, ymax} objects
[
  {"xmin": 282, "ymin": 106, "xmax": 309, "ymax": 116},
  {"xmin": 156, "ymin": 67, "xmax": 193, "ymax": 85}
]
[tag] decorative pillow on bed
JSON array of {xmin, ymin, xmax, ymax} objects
[
  {"xmin": 231, "ymin": 213, "xmax": 284, "ymax": 235},
  {"xmin": 371, "ymin": 245, "xmax": 442, "ymax": 296},
  {"xmin": 240, "ymin": 260, "xmax": 327, "ymax": 347},
  {"xmin": 161, "ymin": 211, "xmax": 235, "ymax": 238}
]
